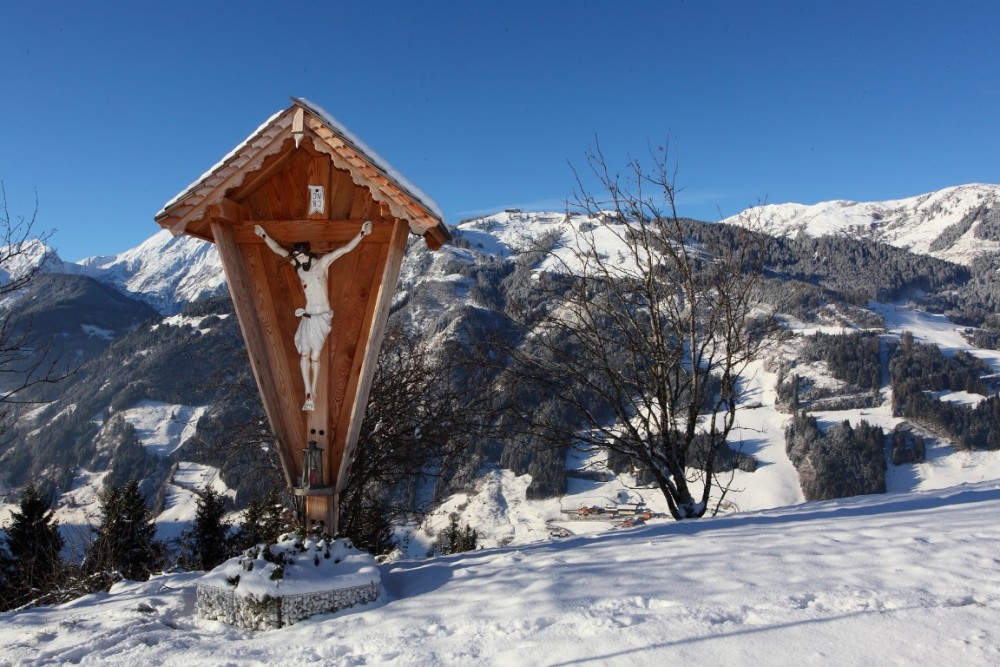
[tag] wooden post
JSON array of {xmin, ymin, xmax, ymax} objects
[
  {"xmin": 335, "ymin": 218, "xmax": 410, "ymax": 496},
  {"xmin": 210, "ymin": 217, "xmax": 302, "ymax": 488}
]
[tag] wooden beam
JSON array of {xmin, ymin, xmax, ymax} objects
[
  {"xmin": 292, "ymin": 106, "xmax": 306, "ymax": 149},
  {"xmin": 334, "ymin": 218, "xmax": 410, "ymax": 497},
  {"xmin": 210, "ymin": 219, "xmax": 301, "ymax": 488},
  {"xmin": 423, "ymin": 227, "xmax": 446, "ymax": 251},
  {"xmin": 207, "ymin": 197, "xmax": 246, "ymax": 226},
  {"xmin": 303, "ymin": 296, "xmax": 333, "ymax": 530},
  {"xmin": 304, "ymin": 380, "xmax": 334, "ymax": 530},
  {"xmin": 172, "ymin": 122, "xmax": 294, "ymax": 232},
  {"xmin": 170, "ymin": 226, "xmax": 214, "ymax": 244},
  {"xmin": 231, "ymin": 219, "xmax": 395, "ymax": 245}
]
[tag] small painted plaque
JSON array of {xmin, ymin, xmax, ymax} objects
[{"xmin": 308, "ymin": 185, "xmax": 325, "ymax": 215}]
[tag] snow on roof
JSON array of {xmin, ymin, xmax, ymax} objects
[
  {"xmin": 157, "ymin": 99, "xmax": 444, "ymax": 225},
  {"xmin": 157, "ymin": 109, "xmax": 286, "ymax": 216},
  {"xmin": 293, "ymin": 97, "xmax": 444, "ymax": 223}
]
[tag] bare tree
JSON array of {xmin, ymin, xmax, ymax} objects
[
  {"xmin": 0, "ymin": 183, "xmax": 62, "ymax": 435},
  {"xmin": 338, "ymin": 325, "xmax": 488, "ymax": 552},
  {"xmin": 186, "ymin": 313, "xmax": 491, "ymax": 554},
  {"xmin": 508, "ymin": 142, "xmax": 775, "ymax": 520}
]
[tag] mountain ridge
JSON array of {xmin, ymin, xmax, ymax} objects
[
  {"xmin": 20, "ymin": 182, "xmax": 1000, "ymax": 314},
  {"xmin": 725, "ymin": 183, "xmax": 1000, "ymax": 266}
]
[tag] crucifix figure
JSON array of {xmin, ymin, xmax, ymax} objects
[{"xmin": 255, "ymin": 221, "xmax": 373, "ymax": 411}]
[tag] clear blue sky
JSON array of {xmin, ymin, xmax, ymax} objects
[{"xmin": 2, "ymin": 1, "xmax": 998, "ymax": 261}]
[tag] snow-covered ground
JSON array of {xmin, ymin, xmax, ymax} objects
[
  {"xmin": 2, "ymin": 482, "xmax": 999, "ymax": 666},
  {"xmin": 400, "ymin": 351, "xmax": 807, "ymax": 559},
  {"xmin": 398, "ymin": 299, "xmax": 1000, "ymax": 560},
  {"xmin": 155, "ymin": 462, "xmax": 234, "ymax": 544},
  {"xmin": 116, "ymin": 400, "xmax": 208, "ymax": 458},
  {"xmin": 12, "ymin": 298, "xmax": 1000, "ymax": 665}
]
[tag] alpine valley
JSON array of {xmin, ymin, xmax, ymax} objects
[{"xmin": 4, "ymin": 183, "xmax": 1000, "ymax": 559}]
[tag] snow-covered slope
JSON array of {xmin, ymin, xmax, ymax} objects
[
  {"xmin": 2, "ymin": 481, "xmax": 999, "ymax": 666},
  {"xmin": 0, "ymin": 239, "xmax": 99, "ymax": 292},
  {"xmin": 404, "ymin": 301, "xmax": 1000, "ymax": 557},
  {"xmin": 9, "ymin": 185, "xmax": 1000, "ymax": 573},
  {"xmin": 726, "ymin": 183, "xmax": 1000, "ymax": 265},
  {"xmin": 456, "ymin": 209, "xmax": 642, "ymax": 274},
  {"xmin": 78, "ymin": 230, "xmax": 225, "ymax": 314}
]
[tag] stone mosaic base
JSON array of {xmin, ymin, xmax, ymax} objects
[{"xmin": 196, "ymin": 580, "xmax": 380, "ymax": 630}]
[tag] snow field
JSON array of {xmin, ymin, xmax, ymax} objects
[
  {"xmin": 155, "ymin": 462, "xmax": 234, "ymax": 543},
  {"xmin": 2, "ymin": 482, "xmax": 999, "ymax": 665},
  {"xmin": 117, "ymin": 400, "xmax": 208, "ymax": 458}
]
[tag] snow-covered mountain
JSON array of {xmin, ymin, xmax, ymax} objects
[
  {"xmin": 7, "ymin": 183, "xmax": 1000, "ymax": 565},
  {"xmin": 38, "ymin": 182, "xmax": 1000, "ymax": 316},
  {"xmin": 1, "ymin": 230, "xmax": 225, "ymax": 316},
  {"xmin": 0, "ymin": 239, "xmax": 97, "ymax": 291},
  {"xmin": 77, "ymin": 230, "xmax": 225, "ymax": 314},
  {"xmin": 7, "ymin": 185, "xmax": 1000, "ymax": 661},
  {"xmin": 726, "ymin": 183, "xmax": 1000, "ymax": 266}
]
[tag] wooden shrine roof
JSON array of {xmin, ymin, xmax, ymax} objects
[{"xmin": 155, "ymin": 98, "xmax": 450, "ymax": 249}]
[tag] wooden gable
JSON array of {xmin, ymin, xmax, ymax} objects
[{"xmin": 156, "ymin": 99, "xmax": 449, "ymax": 532}]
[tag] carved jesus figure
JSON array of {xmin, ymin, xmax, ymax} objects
[{"xmin": 255, "ymin": 221, "xmax": 373, "ymax": 411}]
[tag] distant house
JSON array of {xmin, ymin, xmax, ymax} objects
[{"xmin": 615, "ymin": 503, "xmax": 648, "ymax": 516}]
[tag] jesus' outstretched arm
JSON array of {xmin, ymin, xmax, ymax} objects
[
  {"xmin": 254, "ymin": 225, "xmax": 289, "ymax": 257},
  {"xmin": 314, "ymin": 221, "xmax": 373, "ymax": 271}
]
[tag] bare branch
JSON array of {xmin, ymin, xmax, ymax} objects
[
  {"xmin": 0, "ymin": 183, "xmax": 66, "ymax": 437},
  {"xmin": 507, "ymin": 142, "xmax": 775, "ymax": 520}
]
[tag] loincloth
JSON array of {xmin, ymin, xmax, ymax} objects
[{"xmin": 294, "ymin": 310, "xmax": 333, "ymax": 357}]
